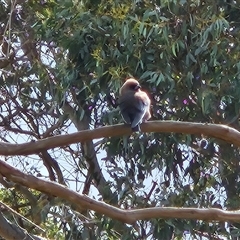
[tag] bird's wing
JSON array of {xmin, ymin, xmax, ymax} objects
[
  {"xmin": 118, "ymin": 93, "xmax": 136, "ymax": 124},
  {"xmin": 119, "ymin": 91, "xmax": 150, "ymax": 128},
  {"xmin": 128, "ymin": 92, "xmax": 150, "ymax": 128}
]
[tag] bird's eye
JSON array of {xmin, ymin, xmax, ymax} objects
[
  {"xmin": 130, "ymin": 84, "xmax": 137, "ymax": 90},
  {"xmin": 130, "ymin": 84, "xmax": 141, "ymax": 90}
]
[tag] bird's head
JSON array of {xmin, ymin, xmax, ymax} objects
[{"xmin": 119, "ymin": 78, "xmax": 141, "ymax": 95}]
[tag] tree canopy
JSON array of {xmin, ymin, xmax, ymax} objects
[{"xmin": 1, "ymin": 0, "xmax": 240, "ymax": 239}]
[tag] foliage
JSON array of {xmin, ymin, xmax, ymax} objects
[{"xmin": 0, "ymin": 0, "xmax": 240, "ymax": 239}]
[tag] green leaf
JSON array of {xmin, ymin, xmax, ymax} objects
[
  {"xmin": 171, "ymin": 43, "xmax": 177, "ymax": 57},
  {"xmin": 139, "ymin": 22, "xmax": 144, "ymax": 35}
]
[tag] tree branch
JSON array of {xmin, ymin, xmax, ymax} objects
[
  {"xmin": 0, "ymin": 160, "xmax": 240, "ymax": 224},
  {"xmin": 0, "ymin": 209, "xmax": 46, "ymax": 240},
  {"xmin": 0, "ymin": 121, "xmax": 239, "ymax": 156},
  {"xmin": 0, "ymin": 201, "xmax": 45, "ymax": 233}
]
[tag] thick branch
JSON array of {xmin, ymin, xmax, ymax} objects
[
  {"xmin": 0, "ymin": 121, "xmax": 239, "ymax": 156},
  {"xmin": 0, "ymin": 160, "xmax": 240, "ymax": 224},
  {"xmin": 0, "ymin": 210, "xmax": 46, "ymax": 240}
]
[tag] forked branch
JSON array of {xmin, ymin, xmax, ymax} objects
[{"xmin": 0, "ymin": 160, "xmax": 240, "ymax": 224}]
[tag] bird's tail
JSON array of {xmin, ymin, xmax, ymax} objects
[{"xmin": 131, "ymin": 124, "xmax": 140, "ymax": 132}]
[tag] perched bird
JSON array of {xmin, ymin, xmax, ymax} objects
[{"xmin": 119, "ymin": 78, "xmax": 151, "ymax": 132}]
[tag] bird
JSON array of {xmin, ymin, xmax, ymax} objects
[{"xmin": 119, "ymin": 78, "xmax": 151, "ymax": 132}]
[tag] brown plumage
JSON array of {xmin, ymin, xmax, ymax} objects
[{"xmin": 119, "ymin": 78, "xmax": 151, "ymax": 132}]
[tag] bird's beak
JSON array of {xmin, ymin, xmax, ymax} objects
[{"xmin": 134, "ymin": 84, "xmax": 141, "ymax": 90}]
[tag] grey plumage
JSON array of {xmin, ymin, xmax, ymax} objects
[{"xmin": 119, "ymin": 78, "xmax": 151, "ymax": 132}]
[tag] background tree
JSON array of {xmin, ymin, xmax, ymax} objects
[{"xmin": 0, "ymin": 0, "xmax": 240, "ymax": 239}]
